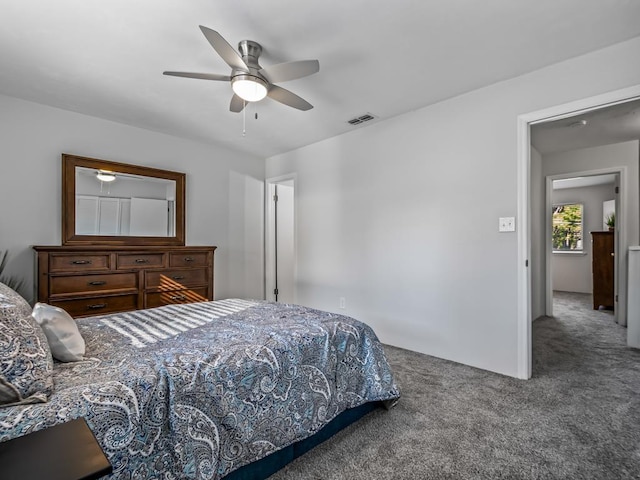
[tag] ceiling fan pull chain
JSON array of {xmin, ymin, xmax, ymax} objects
[{"xmin": 242, "ymin": 100, "xmax": 246, "ymax": 137}]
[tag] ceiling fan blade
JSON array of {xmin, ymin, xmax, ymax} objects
[
  {"xmin": 260, "ymin": 60, "xmax": 319, "ymax": 83},
  {"xmin": 230, "ymin": 94, "xmax": 246, "ymax": 113},
  {"xmin": 267, "ymin": 85, "xmax": 313, "ymax": 111},
  {"xmin": 163, "ymin": 71, "xmax": 230, "ymax": 81},
  {"xmin": 199, "ymin": 26, "xmax": 248, "ymax": 72}
]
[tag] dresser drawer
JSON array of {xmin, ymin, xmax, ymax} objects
[
  {"xmin": 50, "ymin": 273, "xmax": 138, "ymax": 296},
  {"xmin": 52, "ymin": 294, "xmax": 139, "ymax": 318},
  {"xmin": 50, "ymin": 254, "xmax": 110, "ymax": 272},
  {"xmin": 169, "ymin": 252, "xmax": 209, "ymax": 268},
  {"xmin": 145, "ymin": 287, "xmax": 209, "ymax": 308},
  {"xmin": 34, "ymin": 245, "xmax": 216, "ymax": 317},
  {"xmin": 145, "ymin": 268, "xmax": 208, "ymax": 290},
  {"xmin": 116, "ymin": 253, "xmax": 164, "ymax": 269}
]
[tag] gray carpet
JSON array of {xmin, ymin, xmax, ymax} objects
[{"xmin": 269, "ymin": 292, "xmax": 640, "ymax": 479}]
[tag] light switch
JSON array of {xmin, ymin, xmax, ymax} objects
[{"xmin": 499, "ymin": 217, "xmax": 516, "ymax": 232}]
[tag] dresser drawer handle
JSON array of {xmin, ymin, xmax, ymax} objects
[
  {"xmin": 87, "ymin": 303, "xmax": 107, "ymax": 310},
  {"xmin": 88, "ymin": 281, "xmax": 106, "ymax": 286},
  {"xmin": 135, "ymin": 258, "xmax": 150, "ymax": 264},
  {"xmin": 172, "ymin": 275, "xmax": 185, "ymax": 280},
  {"xmin": 170, "ymin": 295, "xmax": 187, "ymax": 301},
  {"xmin": 184, "ymin": 257, "xmax": 195, "ymax": 262},
  {"xmin": 71, "ymin": 260, "xmax": 92, "ymax": 265}
]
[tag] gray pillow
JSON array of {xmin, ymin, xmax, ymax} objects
[
  {"xmin": 0, "ymin": 282, "xmax": 54, "ymax": 406},
  {"xmin": 32, "ymin": 303, "xmax": 85, "ymax": 362}
]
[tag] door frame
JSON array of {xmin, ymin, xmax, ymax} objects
[
  {"xmin": 265, "ymin": 174, "xmax": 297, "ymax": 302},
  {"xmin": 545, "ymin": 169, "xmax": 625, "ymax": 324},
  {"xmin": 517, "ymin": 84, "xmax": 640, "ymax": 379}
]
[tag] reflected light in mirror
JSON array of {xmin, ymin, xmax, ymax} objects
[{"xmin": 96, "ymin": 170, "xmax": 116, "ymax": 182}]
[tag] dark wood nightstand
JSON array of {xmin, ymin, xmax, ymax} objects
[{"xmin": 0, "ymin": 417, "xmax": 112, "ymax": 480}]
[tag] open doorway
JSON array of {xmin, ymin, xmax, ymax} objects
[
  {"xmin": 265, "ymin": 175, "xmax": 296, "ymax": 303},
  {"xmin": 531, "ymin": 98, "xmax": 640, "ymax": 327},
  {"xmin": 547, "ymin": 173, "xmax": 619, "ymax": 322},
  {"xmin": 516, "ymin": 87, "xmax": 640, "ymax": 379}
]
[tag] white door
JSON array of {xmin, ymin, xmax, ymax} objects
[
  {"xmin": 613, "ymin": 176, "xmax": 621, "ymax": 324},
  {"xmin": 98, "ymin": 197, "xmax": 120, "ymax": 235},
  {"xmin": 119, "ymin": 199, "xmax": 131, "ymax": 235},
  {"xmin": 129, "ymin": 198, "xmax": 169, "ymax": 236},
  {"xmin": 266, "ymin": 178, "xmax": 296, "ymax": 303},
  {"xmin": 76, "ymin": 195, "xmax": 99, "ymax": 235}
]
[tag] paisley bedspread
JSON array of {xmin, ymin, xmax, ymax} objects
[{"xmin": 0, "ymin": 299, "xmax": 400, "ymax": 479}]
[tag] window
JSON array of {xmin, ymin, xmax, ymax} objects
[{"xmin": 552, "ymin": 203, "xmax": 584, "ymax": 252}]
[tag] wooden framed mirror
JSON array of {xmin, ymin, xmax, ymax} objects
[{"xmin": 62, "ymin": 154, "xmax": 185, "ymax": 246}]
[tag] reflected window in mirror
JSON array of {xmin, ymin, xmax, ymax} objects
[{"xmin": 75, "ymin": 167, "xmax": 177, "ymax": 237}]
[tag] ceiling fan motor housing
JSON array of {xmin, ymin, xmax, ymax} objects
[
  {"xmin": 238, "ymin": 40, "xmax": 262, "ymax": 67},
  {"xmin": 234, "ymin": 40, "xmax": 265, "ymax": 78}
]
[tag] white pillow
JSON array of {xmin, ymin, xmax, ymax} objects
[{"xmin": 32, "ymin": 303, "xmax": 85, "ymax": 362}]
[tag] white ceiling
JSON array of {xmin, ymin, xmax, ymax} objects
[
  {"xmin": 2, "ymin": 1, "xmax": 640, "ymax": 158},
  {"xmin": 531, "ymin": 99, "xmax": 640, "ymax": 155},
  {"xmin": 552, "ymin": 174, "xmax": 616, "ymax": 190}
]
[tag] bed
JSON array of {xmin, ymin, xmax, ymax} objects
[{"xmin": 0, "ymin": 285, "xmax": 400, "ymax": 480}]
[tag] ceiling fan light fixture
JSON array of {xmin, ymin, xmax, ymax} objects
[
  {"xmin": 232, "ymin": 75, "xmax": 268, "ymax": 102},
  {"xmin": 96, "ymin": 170, "xmax": 116, "ymax": 182}
]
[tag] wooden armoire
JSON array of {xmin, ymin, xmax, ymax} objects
[{"xmin": 591, "ymin": 231, "xmax": 614, "ymax": 310}]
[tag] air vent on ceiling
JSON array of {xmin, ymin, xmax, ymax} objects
[{"xmin": 347, "ymin": 113, "xmax": 377, "ymax": 126}]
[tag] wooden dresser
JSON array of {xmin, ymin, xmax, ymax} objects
[
  {"xmin": 33, "ymin": 245, "xmax": 216, "ymax": 317},
  {"xmin": 591, "ymin": 231, "xmax": 614, "ymax": 310}
]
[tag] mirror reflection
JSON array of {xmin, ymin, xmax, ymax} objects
[{"xmin": 75, "ymin": 166, "xmax": 176, "ymax": 237}]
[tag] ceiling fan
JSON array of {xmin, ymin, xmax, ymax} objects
[{"xmin": 164, "ymin": 26, "xmax": 319, "ymax": 113}]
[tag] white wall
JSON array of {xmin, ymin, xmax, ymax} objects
[
  {"xmin": 551, "ymin": 183, "xmax": 616, "ymax": 293},
  {"xmin": 266, "ymin": 36, "xmax": 640, "ymax": 377},
  {"xmin": 542, "ymin": 142, "xmax": 639, "ymax": 241},
  {"xmin": 0, "ymin": 94, "xmax": 265, "ymax": 303}
]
